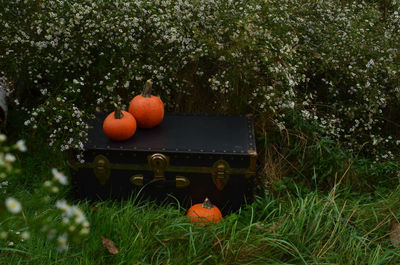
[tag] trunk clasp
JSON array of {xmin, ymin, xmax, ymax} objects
[{"xmin": 212, "ymin": 160, "xmax": 231, "ymax": 191}]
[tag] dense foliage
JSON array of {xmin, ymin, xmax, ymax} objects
[
  {"xmin": 1, "ymin": 0, "xmax": 398, "ymax": 155},
  {"xmin": 1, "ymin": 0, "xmax": 399, "ymax": 179}
]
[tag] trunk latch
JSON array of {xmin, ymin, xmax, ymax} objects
[
  {"xmin": 212, "ymin": 160, "xmax": 231, "ymax": 191},
  {"xmin": 148, "ymin": 153, "xmax": 169, "ymax": 181},
  {"xmin": 93, "ymin": 155, "xmax": 111, "ymax": 186}
]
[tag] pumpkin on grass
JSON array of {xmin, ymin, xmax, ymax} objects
[
  {"xmin": 103, "ymin": 104, "xmax": 137, "ymax": 141},
  {"xmin": 128, "ymin": 79, "xmax": 164, "ymax": 129},
  {"xmin": 187, "ymin": 198, "xmax": 222, "ymax": 224}
]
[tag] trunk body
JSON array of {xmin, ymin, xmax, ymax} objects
[{"xmin": 69, "ymin": 113, "xmax": 257, "ymax": 214}]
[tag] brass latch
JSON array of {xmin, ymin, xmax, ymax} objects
[
  {"xmin": 148, "ymin": 153, "xmax": 169, "ymax": 180},
  {"xmin": 93, "ymin": 155, "xmax": 111, "ymax": 186},
  {"xmin": 131, "ymin": 153, "xmax": 190, "ymax": 189},
  {"xmin": 175, "ymin": 176, "xmax": 190, "ymax": 188},
  {"xmin": 130, "ymin": 174, "xmax": 190, "ymax": 189},
  {"xmin": 130, "ymin": 174, "xmax": 144, "ymax": 186},
  {"xmin": 211, "ymin": 160, "xmax": 231, "ymax": 191}
]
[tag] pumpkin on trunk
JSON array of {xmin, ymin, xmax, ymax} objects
[
  {"xmin": 103, "ymin": 104, "xmax": 137, "ymax": 141},
  {"xmin": 186, "ymin": 198, "xmax": 222, "ymax": 224},
  {"xmin": 128, "ymin": 79, "xmax": 164, "ymax": 129}
]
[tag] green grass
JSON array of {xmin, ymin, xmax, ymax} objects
[
  {"xmin": 3, "ymin": 190, "xmax": 400, "ymax": 264},
  {"xmin": 2, "ymin": 176, "xmax": 400, "ymax": 264}
]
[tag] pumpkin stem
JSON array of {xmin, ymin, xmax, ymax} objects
[
  {"xmin": 141, "ymin": 79, "xmax": 153, "ymax": 98},
  {"xmin": 113, "ymin": 103, "xmax": 123, "ymax": 119},
  {"xmin": 202, "ymin": 197, "xmax": 214, "ymax": 209}
]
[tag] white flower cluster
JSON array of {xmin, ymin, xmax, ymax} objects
[
  {"xmin": 54, "ymin": 199, "xmax": 90, "ymax": 251},
  {"xmin": 51, "ymin": 168, "xmax": 68, "ymax": 185},
  {"xmin": 0, "ymin": 229, "xmax": 30, "ymax": 245},
  {"xmin": 289, "ymin": 0, "xmax": 399, "ymax": 160},
  {"xmin": 0, "ymin": 135, "xmax": 29, "ymax": 245},
  {"xmin": 0, "ymin": 133, "xmax": 90, "ymax": 250},
  {"xmin": 16, "ymin": 140, "xmax": 27, "ymax": 152},
  {"xmin": 24, "ymin": 100, "xmax": 88, "ymax": 152},
  {"xmin": 43, "ymin": 168, "xmax": 68, "ymax": 194},
  {"xmin": 36, "ymin": 196, "xmax": 90, "ymax": 252},
  {"xmin": 1, "ymin": 0, "xmax": 399, "ymax": 161},
  {"xmin": 0, "ymin": 136, "xmax": 27, "ymax": 193}
]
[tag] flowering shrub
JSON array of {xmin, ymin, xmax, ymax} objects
[
  {"xmin": 290, "ymin": 0, "xmax": 400, "ymax": 160},
  {"xmin": 0, "ymin": 134, "xmax": 89, "ymax": 251},
  {"xmin": 0, "ymin": 0, "xmax": 398, "ymax": 162}
]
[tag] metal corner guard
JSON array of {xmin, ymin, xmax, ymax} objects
[{"xmin": 246, "ymin": 150, "xmax": 258, "ymax": 179}]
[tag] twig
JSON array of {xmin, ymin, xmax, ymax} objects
[
  {"xmin": 331, "ymin": 160, "xmax": 352, "ymax": 200},
  {"xmin": 0, "ymin": 250, "xmax": 30, "ymax": 259},
  {"xmin": 363, "ymin": 215, "xmax": 391, "ymax": 238},
  {"xmin": 211, "ymin": 229, "xmax": 225, "ymax": 261},
  {"xmin": 272, "ymin": 145, "xmax": 306, "ymax": 178},
  {"xmin": 150, "ymin": 245, "xmax": 163, "ymax": 265},
  {"xmin": 317, "ymin": 201, "xmax": 347, "ymax": 258},
  {"xmin": 319, "ymin": 207, "xmax": 357, "ymax": 258}
]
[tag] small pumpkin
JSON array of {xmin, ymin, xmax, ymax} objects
[
  {"xmin": 128, "ymin": 79, "xmax": 164, "ymax": 129},
  {"xmin": 186, "ymin": 198, "xmax": 222, "ymax": 224},
  {"xmin": 103, "ymin": 104, "xmax": 137, "ymax": 141}
]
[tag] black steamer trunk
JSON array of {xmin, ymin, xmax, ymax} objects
[{"xmin": 68, "ymin": 113, "xmax": 257, "ymax": 214}]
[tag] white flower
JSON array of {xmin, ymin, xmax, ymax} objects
[
  {"xmin": 16, "ymin": 140, "xmax": 27, "ymax": 152},
  {"xmin": 66, "ymin": 205, "xmax": 79, "ymax": 218},
  {"xmin": 366, "ymin": 59, "xmax": 374, "ymax": 68},
  {"xmin": 83, "ymin": 221, "xmax": 90, "ymax": 228},
  {"xmin": 51, "ymin": 168, "xmax": 68, "ymax": 185},
  {"xmin": 5, "ymin": 197, "xmax": 22, "ymax": 214},
  {"xmin": 5, "ymin": 154, "xmax": 16, "ymax": 163},
  {"xmin": 56, "ymin": 200, "xmax": 68, "ymax": 211},
  {"xmin": 80, "ymin": 227, "xmax": 90, "ymax": 236},
  {"xmin": 75, "ymin": 213, "xmax": 86, "ymax": 224},
  {"xmin": 21, "ymin": 231, "xmax": 30, "ymax": 240},
  {"xmin": 44, "ymin": 180, "xmax": 52, "ymax": 187},
  {"xmin": 277, "ymin": 122, "xmax": 286, "ymax": 131},
  {"xmin": 0, "ymin": 134, "xmax": 6, "ymax": 142},
  {"xmin": 57, "ymin": 233, "xmax": 68, "ymax": 252}
]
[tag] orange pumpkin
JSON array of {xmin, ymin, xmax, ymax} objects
[
  {"xmin": 186, "ymin": 198, "xmax": 222, "ymax": 224},
  {"xmin": 103, "ymin": 104, "xmax": 137, "ymax": 141},
  {"xmin": 128, "ymin": 79, "xmax": 164, "ymax": 129}
]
